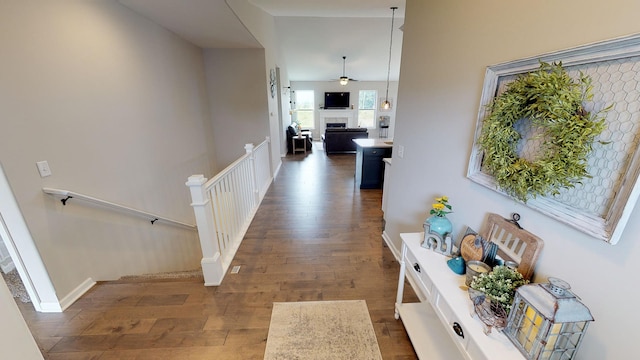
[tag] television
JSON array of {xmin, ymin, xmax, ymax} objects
[{"xmin": 324, "ymin": 92, "xmax": 350, "ymax": 109}]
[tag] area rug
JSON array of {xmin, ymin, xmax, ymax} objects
[
  {"xmin": 1, "ymin": 269, "xmax": 30, "ymax": 303},
  {"xmin": 264, "ymin": 300, "xmax": 382, "ymax": 360}
]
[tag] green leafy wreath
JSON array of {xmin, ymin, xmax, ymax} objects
[{"xmin": 479, "ymin": 62, "xmax": 610, "ymax": 202}]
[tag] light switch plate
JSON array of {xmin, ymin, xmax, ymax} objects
[
  {"xmin": 398, "ymin": 145, "xmax": 405, "ymax": 159},
  {"xmin": 36, "ymin": 161, "xmax": 52, "ymax": 177}
]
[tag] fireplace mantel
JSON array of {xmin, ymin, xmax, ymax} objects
[{"xmin": 319, "ymin": 109, "xmax": 356, "ymax": 129}]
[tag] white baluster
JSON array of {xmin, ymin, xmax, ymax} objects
[
  {"xmin": 186, "ymin": 175, "xmax": 224, "ymax": 286},
  {"xmin": 245, "ymin": 143, "xmax": 260, "ymax": 205}
]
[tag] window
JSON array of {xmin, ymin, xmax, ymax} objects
[
  {"xmin": 294, "ymin": 90, "xmax": 315, "ymax": 129},
  {"xmin": 358, "ymin": 90, "xmax": 377, "ymax": 128}
]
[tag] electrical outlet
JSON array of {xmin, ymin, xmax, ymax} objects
[
  {"xmin": 36, "ymin": 161, "xmax": 52, "ymax": 177},
  {"xmin": 398, "ymin": 145, "xmax": 405, "ymax": 159}
]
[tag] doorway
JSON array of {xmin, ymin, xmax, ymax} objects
[{"xmin": 0, "ymin": 164, "xmax": 61, "ymax": 312}]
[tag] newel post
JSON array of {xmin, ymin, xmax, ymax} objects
[
  {"xmin": 245, "ymin": 143, "xmax": 260, "ymax": 205},
  {"xmin": 186, "ymin": 174, "xmax": 223, "ymax": 286}
]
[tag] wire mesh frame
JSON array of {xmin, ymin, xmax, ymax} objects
[{"xmin": 467, "ymin": 33, "xmax": 640, "ymax": 245}]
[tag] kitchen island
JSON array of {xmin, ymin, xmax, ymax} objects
[{"xmin": 353, "ymin": 138, "xmax": 393, "ymax": 189}]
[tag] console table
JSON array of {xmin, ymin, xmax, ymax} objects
[{"xmin": 395, "ymin": 232, "xmax": 525, "ymax": 360}]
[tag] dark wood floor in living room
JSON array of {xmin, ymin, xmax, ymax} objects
[{"xmin": 17, "ymin": 142, "xmax": 419, "ymax": 360}]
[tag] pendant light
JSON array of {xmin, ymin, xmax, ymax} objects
[
  {"xmin": 382, "ymin": 7, "xmax": 397, "ymax": 110},
  {"xmin": 340, "ymin": 56, "xmax": 349, "ymax": 86}
]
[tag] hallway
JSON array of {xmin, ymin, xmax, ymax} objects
[{"xmin": 18, "ymin": 146, "xmax": 419, "ymax": 359}]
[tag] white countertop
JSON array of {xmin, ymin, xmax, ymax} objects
[{"xmin": 352, "ymin": 138, "xmax": 393, "ymax": 148}]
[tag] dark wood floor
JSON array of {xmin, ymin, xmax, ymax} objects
[{"xmin": 18, "ymin": 143, "xmax": 419, "ymax": 359}]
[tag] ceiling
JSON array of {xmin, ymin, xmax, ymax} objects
[{"xmin": 118, "ymin": 0, "xmax": 405, "ymax": 82}]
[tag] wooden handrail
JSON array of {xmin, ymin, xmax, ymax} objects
[{"xmin": 42, "ymin": 188, "xmax": 196, "ymax": 230}]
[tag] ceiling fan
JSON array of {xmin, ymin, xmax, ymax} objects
[{"xmin": 336, "ymin": 56, "xmax": 357, "ymax": 86}]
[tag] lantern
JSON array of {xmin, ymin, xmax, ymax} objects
[{"xmin": 504, "ymin": 277, "xmax": 593, "ymax": 360}]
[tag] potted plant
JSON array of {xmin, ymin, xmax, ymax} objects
[{"xmin": 470, "ymin": 265, "xmax": 528, "ymax": 314}]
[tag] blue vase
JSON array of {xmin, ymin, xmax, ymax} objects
[{"xmin": 425, "ymin": 215, "xmax": 452, "ymax": 238}]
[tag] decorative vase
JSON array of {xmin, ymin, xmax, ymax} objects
[{"xmin": 425, "ymin": 215, "xmax": 452, "ymax": 238}]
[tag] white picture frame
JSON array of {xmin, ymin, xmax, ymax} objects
[{"xmin": 467, "ymin": 33, "xmax": 640, "ymax": 245}]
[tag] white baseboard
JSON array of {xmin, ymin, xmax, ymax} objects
[
  {"xmin": 59, "ymin": 277, "xmax": 96, "ymax": 311},
  {"xmin": 382, "ymin": 230, "xmax": 400, "ymax": 261},
  {"xmin": 273, "ymin": 161, "xmax": 282, "ymax": 179},
  {"xmin": 38, "ymin": 301, "xmax": 63, "ymax": 313}
]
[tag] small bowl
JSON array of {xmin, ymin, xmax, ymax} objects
[
  {"xmin": 447, "ymin": 256, "xmax": 466, "ymax": 275},
  {"xmin": 465, "ymin": 260, "xmax": 491, "ymax": 286}
]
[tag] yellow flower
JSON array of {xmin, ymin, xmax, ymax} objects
[{"xmin": 429, "ymin": 195, "xmax": 453, "ymax": 217}]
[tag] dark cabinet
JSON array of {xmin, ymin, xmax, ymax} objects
[{"xmin": 355, "ymin": 146, "xmax": 392, "ymax": 189}]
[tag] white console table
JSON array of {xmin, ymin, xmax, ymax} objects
[{"xmin": 395, "ymin": 232, "xmax": 525, "ymax": 360}]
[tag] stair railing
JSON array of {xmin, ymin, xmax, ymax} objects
[
  {"xmin": 42, "ymin": 188, "xmax": 196, "ymax": 230},
  {"xmin": 186, "ymin": 137, "xmax": 272, "ymax": 286}
]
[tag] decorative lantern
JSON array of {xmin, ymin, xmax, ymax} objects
[{"xmin": 504, "ymin": 277, "xmax": 593, "ymax": 360}]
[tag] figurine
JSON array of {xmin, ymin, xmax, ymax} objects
[{"xmin": 421, "ymin": 224, "xmax": 454, "ymax": 256}]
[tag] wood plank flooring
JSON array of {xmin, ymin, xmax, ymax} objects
[{"xmin": 18, "ymin": 143, "xmax": 419, "ymax": 359}]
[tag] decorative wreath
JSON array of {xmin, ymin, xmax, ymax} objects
[{"xmin": 479, "ymin": 62, "xmax": 609, "ymax": 202}]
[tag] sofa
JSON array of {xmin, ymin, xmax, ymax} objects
[
  {"xmin": 322, "ymin": 128, "xmax": 368, "ymax": 154},
  {"xmin": 286, "ymin": 125, "xmax": 312, "ymax": 154}
]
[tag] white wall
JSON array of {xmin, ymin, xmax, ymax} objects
[
  {"xmin": 227, "ymin": 0, "xmax": 289, "ymax": 166},
  {"xmin": 290, "ymin": 81, "xmax": 399, "ymax": 140},
  {"xmin": 385, "ymin": 0, "xmax": 640, "ymax": 358},
  {"xmin": 0, "ymin": 276, "xmax": 43, "ymax": 360},
  {"xmin": 203, "ymin": 48, "xmax": 271, "ymax": 169},
  {"xmin": 0, "ymin": 1, "xmax": 214, "ymax": 297}
]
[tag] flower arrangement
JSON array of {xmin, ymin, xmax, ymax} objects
[
  {"xmin": 470, "ymin": 265, "xmax": 528, "ymax": 313},
  {"xmin": 429, "ymin": 196, "xmax": 453, "ymax": 217}
]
